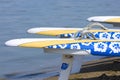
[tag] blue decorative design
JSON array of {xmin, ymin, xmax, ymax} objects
[
  {"xmin": 112, "ymin": 32, "xmax": 120, "ymax": 39},
  {"xmin": 94, "ymin": 42, "xmax": 107, "ymax": 52},
  {"xmin": 47, "ymin": 32, "xmax": 120, "ymax": 56},
  {"xmin": 61, "ymin": 63, "xmax": 69, "ymax": 70},
  {"xmin": 116, "ymin": 34, "xmax": 120, "ymax": 39},
  {"xmin": 59, "ymin": 32, "xmax": 120, "ymax": 39},
  {"xmin": 71, "ymin": 44, "xmax": 81, "ymax": 49},
  {"xmin": 48, "ymin": 42, "xmax": 120, "ymax": 56},
  {"xmin": 101, "ymin": 32, "xmax": 111, "ymax": 39},
  {"xmin": 60, "ymin": 33, "xmax": 74, "ymax": 38},
  {"xmin": 74, "ymin": 32, "xmax": 81, "ymax": 38}
]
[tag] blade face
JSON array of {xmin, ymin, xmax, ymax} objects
[
  {"xmin": 47, "ymin": 41, "xmax": 120, "ymax": 56},
  {"xmin": 5, "ymin": 38, "xmax": 48, "ymax": 47},
  {"xmin": 27, "ymin": 28, "xmax": 81, "ymax": 36},
  {"xmin": 28, "ymin": 27, "xmax": 120, "ymax": 39},
  {"xmin": 88, "ymin": 16, "xmax": 120, "ymax": 23},
  {"xmin": 60, "ymin": 32, "xmax": 120, "ymax": 39},
  {"xmin": 5, "ymin": 38, "xmax": 120, "ymax": 56},
  {"xmin": 5, "ymin": 39, "xmax": 107, "ymax": 48}
]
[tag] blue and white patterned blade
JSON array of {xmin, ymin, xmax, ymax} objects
[
  {"xmin": 48, "ymin": 42, "xmax": 120, "ymax": 56},
  {"xmin": 59, "ymin": 32, "xmax": 120, "ymax": 39}
]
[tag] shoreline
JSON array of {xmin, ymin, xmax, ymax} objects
[{"xmin": 45, "ymin": 57, "xmax": 120, "ymax": 80}]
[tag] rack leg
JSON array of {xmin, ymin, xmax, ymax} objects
[
  {"xmin": 58, "ymin": 54, "xmax": 74, "ymax": 80},
  {"xmin": 71, "ymin": 55, "xmax": 83, "ymax": 73}
]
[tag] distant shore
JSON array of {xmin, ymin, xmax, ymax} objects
[{"xmin": 45, "ymin": 57, "xmax": 120, "ymax": 80}]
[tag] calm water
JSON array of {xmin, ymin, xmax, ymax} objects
[{"xmin": 0, "ymin": 0, "xmax": 120, "ymax": 80}]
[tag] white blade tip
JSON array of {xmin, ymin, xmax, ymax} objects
[{"xmin": 5, "ymin": 39, "xmax": 20, "ymax": 46}]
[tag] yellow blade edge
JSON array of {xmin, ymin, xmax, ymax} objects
[
  {"xmin": 36, "ymin": 30, "xmax": 78, "ymax": 36},
  {"xmin": 19, "ymin": 39, "xmax": 120, "ymax": 48},
  {"xmin": 35, "ymin": 30, "xmax": 120, "ymax": 36},
  {"xmin": 105, "ymin": 18, "xmax": 120, "ymax": 23}
]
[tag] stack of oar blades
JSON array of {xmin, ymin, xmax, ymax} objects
[{"xmin": 4, "ymin": 16, "xmax": 120, "ymax": 80}]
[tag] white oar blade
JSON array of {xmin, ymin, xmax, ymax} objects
[
  {"xmin": 5, "ymin": 38, "xmax": 83, "ymax": 48},
  {"xmin": 5, "ymin": 38, "xmax": 48, "ymax": 47},
  {"xmin": 5, "ymin": 38, "xmax": 120, "ymax": 48},
  {"xmin": 5, "ymin": 38, "xmax": 62, "ymax": 48},
  {"xmin": 87, "ymin": 16, "xmax": 120, "ymax": 23},
  {"xmin": 27, "ymin": 27, "xmax": 81, "ymax": 36},
  {"xmin": 5, "ymin": 39, "xmax": 24, "ymax": 47}
]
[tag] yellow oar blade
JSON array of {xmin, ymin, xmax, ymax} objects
[
  {"xmin": 5, "ymin": 38, "xmax": 84, "ymax": 48},
  {"xmin": 5, "ymin": 38, "xmax": 120, "ymax": 48},
  {"xmin": 27, "ymin": 27, "xmax": 120, "ymax": 37},
  {"xmin": 27, "ymin": 28, "xmax": 81, "ymax": 36}
]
